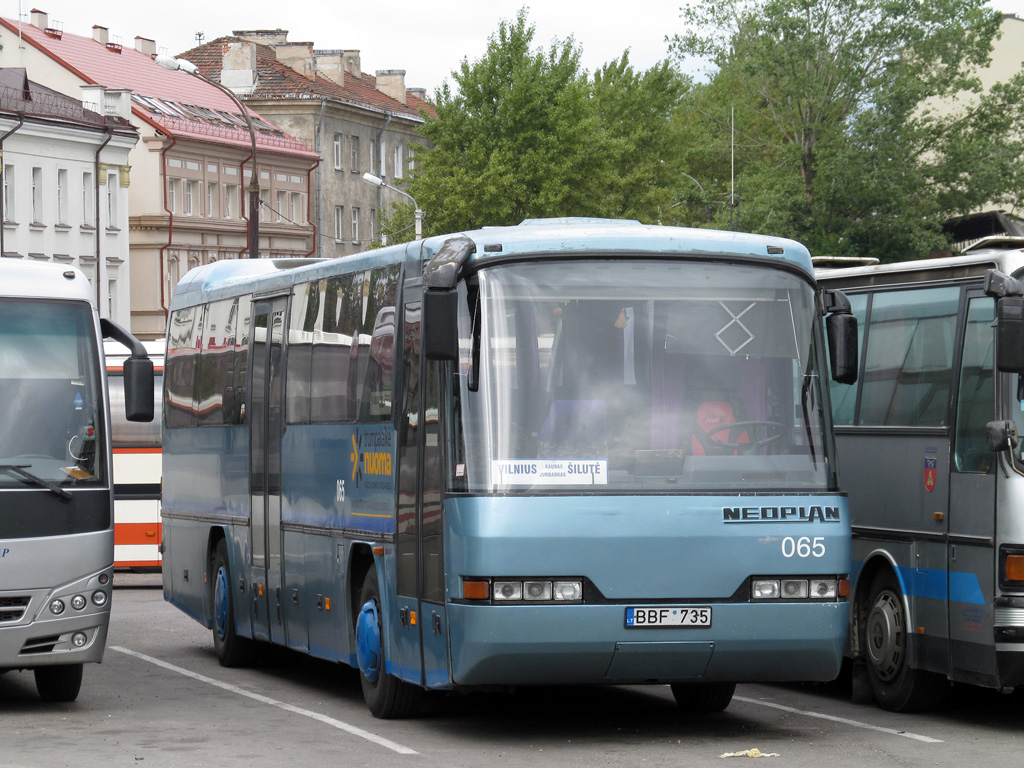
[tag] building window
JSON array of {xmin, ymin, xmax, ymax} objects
[
  {"xmin": 393, "ymin": 145, "xmax": 403, "ymax": 179},
  {"xmin": 57, "ymin": 169, "xmax": 68, "ymax": 225},
  {"xmin": 185, "ymin": 180, "xmax": 196, "ymax": 216},
  {"xmin": 3, "ymin": 165, "xmax": 14, "ymax": 222},
  {"xmin": 31, "ymin": 166, "xmax": 42, "ymax": 224},
  {"xmin": 207, "ymin": 182, "xmax": 218, "ymax": 218},
  {"xmin": 351, "ymin": 207, "xmax": 360, "ymax": 242},
  {"xmin": 167, "ymin": 179, "xmax": 178, "ymax": 213},
  {"xmin": 82, "ymin": 172, "xmax": 94, "ymax": 226},
  {"xmin": 276, "ymin": 191, "xmax": 286, "ymax": 222},
  {"xmin": 334, "ymin": 205, "xmax": 344, "ymax": 241},
  {"xmin": 290, "ymin": 192, "xmax": 302, "ymax": 224},
  {"xmin": 108, "ymin": 277, "xmax": 118, "ymax": 320},
  {"xmin": 350, "ymin": 136, "xmax": 359, "ymax": 170},
  {"xmin": 370, "ymin": 139, "xmax": 377, "ymax": 175},
  {"xmin": 107, "ymin": 171, "xmax": 119, "ymax": 226},
  {"xmin": 260, "ymin": 188, "xmax": 269, "ymax": 222},
  {"xmin": 370, "ymin": 208, "xmax": 377, "ymax": 241},
  {"xmin": 225, "ymin": 184, "xmax": 236, "ymax": 218},
  {"xmin": 408, "ymin": 144, "xmax": 416, "ymax": 173},
  {"xmin": 333, "ymin": 133, "xmax": 343, "ymax": 170}
]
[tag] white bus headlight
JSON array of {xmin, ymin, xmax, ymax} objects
[
  {"xmin": 493, "ymin": 581, "xmax": 523, "ymax": 601},
  {"xmin": 523, "ymin": 581, "xmax": 552, "ymax": 601},
  {"xmin": 92, "ymin": 590, "xmax": 108, "ymax": 607},
  {"xmin": 49, "ymin": 599, "xmax": 66, "ymax": 615},
  {"xmin": 752, "ymin": 579, "xmax": 780, "ymax": 599},
  {"xmin": 552, "ymin": 581, "xmax": 583, "ymax": 601}
]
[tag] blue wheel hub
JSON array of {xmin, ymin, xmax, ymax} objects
[
  {"xmin": 214, "ymin": 565, "xmax": 229, "ymax": 641},
  {"xmin": 355, "ymin": 599, "xmax": 381, "ymax": 684}
]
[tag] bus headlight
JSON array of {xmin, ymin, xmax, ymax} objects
[
  {"xmin": 463, "ymin": 577, "xmax": 584, "ymax": 603},
  {"xmin": 552, "ymin": 581, "xmax": 583, "ymax": 601},
  {"xmin": 49, "ymin": 599, "xmax": 66, "ymax": 615},
  {"xmin": 752, "ymin": 577, "xmax": 841, "ymax": 600},
  {"xmin": 71, "ymin": 594, "xmax": 87, "ymax": 611},
  {"xmin": 493, "ymin": 581, "xmax": 523, "ymax": 601},
  {"xmin": 92, "ymin": 590, "xmax": 108, "ymax": 607}
]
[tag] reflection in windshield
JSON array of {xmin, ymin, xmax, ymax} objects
[
  {"xmin": 0, "ymin": 299, "xmax": 105, "ymax": 487},
  {"xmin": 450, "ymin": 260, "xmax": 833, "ymax": 493}
]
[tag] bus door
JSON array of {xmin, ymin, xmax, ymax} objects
[
  {"xmin": 947, "ymin": 292, "xmax": 997, "ymax": 684},
  {"xmin": 393, "ymin": 293, "xmax": 450, "ymax": 688},
  {"xmin": 249, "ymin": 296, "xmax": 288, "ymax": 643}
]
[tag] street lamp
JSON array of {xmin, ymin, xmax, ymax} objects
[
  {"xmin": 361, "ymin": 172, "xmax": 422, "ymax": 241},
  {"xmin": 155, "ymin": 53, "xmax": 261, "ymax": 258}
]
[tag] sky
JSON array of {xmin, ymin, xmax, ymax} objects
[{"xmin": 3, "ymin": 1, "xmax": 1023, "ymax": 96}]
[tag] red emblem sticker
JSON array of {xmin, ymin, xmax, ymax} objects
[{"xmin": 924, "ymin": 450, "xmax": 938, "ymax": 493}]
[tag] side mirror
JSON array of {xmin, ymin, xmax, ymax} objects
[
  {"xmin": 123, "ymin": 355, "xmax": 155, "ymax": 422},
  {"xmin": 826, "ymin": 311, "xmax": 858, "ymax": 384},
  {"xmin": 996, "ymin": 296, "xmax": 1024, "ymax": 373},
  {"xmin": 423, "ymin": 289, "xmax": 459, "ymax": 361},
  {"xmin": 987, "ymin": 420, "xmax": 1019, "ymax": 453}
]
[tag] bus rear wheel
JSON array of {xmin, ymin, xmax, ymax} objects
[
  {"xmin": 34, "ymin": 663, "xmax": 83, "ymax": 702},
  {"xmin": 670, "ymin": 681, "xmax": 735, "ymax": 713},
  {"xmin": 212, "ymin": 539, "xmax": 255, "ymax": 667},
  {"xmin": 862, "ymin": 569, "xmax": 945, "ymax": 712},
  {"xmin": 355, "ymin": 565, "xmax": 422, "ymax": 719}
]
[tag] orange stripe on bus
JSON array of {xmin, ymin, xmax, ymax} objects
[
  {"xmin": 114, "ymin": 522, "xmax": 163, "ymax": 546},
  {"xmin": 113, "ymin": 448, "xmax": 162, "ymax": 454}
]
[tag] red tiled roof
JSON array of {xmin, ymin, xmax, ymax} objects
[
  {"xmin": 179, "ymin": 37, "xmax": 436, "ymax": 121},
  {"xmin": 0, "ymin": 17, "xmax": 317, "ymax": 159}
]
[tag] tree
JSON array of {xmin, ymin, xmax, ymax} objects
[
  {"xmin": 407, "ymin": 9, "xmax": 689, "ymax": 237},
  {"xmin": 668, "ymin": 0, "xmax": 1024, "ymax": 258}
]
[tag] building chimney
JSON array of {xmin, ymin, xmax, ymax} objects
[
  {"xmin": 134, "ymin": 36, "xmax": 156, "ymax": 56},
  {"xmin": 221, "ymin": 41, "xmax": 257, "ymax": 95},
  {"xmin": 276, "ymin": 41, "xmax": 316, "ymax": 80},
  {"xmin": 81, "ymin": 84, "xmax": 105, "ymax": 115},
  {"xmin": 314, "ymin": 50, "xmax": 345, "ymax": 87},
  {"xmin": 30, "ymin": 9, "xmax": 48, "ymax": 30},
  {"xmin": 343, "ymin": 50, "xmax": 361, "ymax": 77},
  {"xmin": 407, "ymin": 87, "xmax": 427, "ymax": 103},
  {"xmin": 233, "ymin": 29, "xmax": 289, "ymax": 46},
  {"xmin": 93, "ymin": 25, "xmax": 109, "ymax": 45},
  {"xmin": 375, "ymin": 70, "xmax": 407, "ymax": 106},
  {"xmin": 104, "ymin": 88, "xmax": 133, "ymax": 120}
]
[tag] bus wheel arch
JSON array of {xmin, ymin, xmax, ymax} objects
[{"xmin": 859, "ymin": 564, "xmax": 946, "ymax": 712}]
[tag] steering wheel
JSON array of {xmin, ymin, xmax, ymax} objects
[{"xmin": 700, "ymin": 420, "xmax": 785, "ymax": 455}]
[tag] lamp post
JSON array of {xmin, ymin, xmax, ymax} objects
[
  {"xmin": 361, "ymin": 172, "xmax": 422, "ymax": 241},
  {"xmin": 156, "ymin": 53, "xmax": 261, "ymax": 258}
]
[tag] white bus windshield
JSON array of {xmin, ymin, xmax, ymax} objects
[
  {"xmin": 0, "ymin": 299, "xmax": 106, "ymax": 487},
  {"xmin": 451, "ymin": 260, "xmax": 833, "ymax": 492}
]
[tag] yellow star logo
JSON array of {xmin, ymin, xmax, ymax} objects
[{"xmin": 350, "ymin": 434, "xmax": 359, "ymax": 481}]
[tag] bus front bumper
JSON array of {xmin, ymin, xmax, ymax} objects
[{"xmin": 447, "ymin": 601, "xmax": 848, "ymax": 687}]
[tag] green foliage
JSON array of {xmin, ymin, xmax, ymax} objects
[
  {"xmin": 668, "ymin": 0, "xmax": 1024, "ymax": 259},
  {"xmin": 408, "ymin": 9, "xmax": 688, "ymax": 235}
]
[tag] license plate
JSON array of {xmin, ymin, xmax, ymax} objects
[{"xmin": 625, "ymin": 606, "xmax": 712, "ymax": 628}]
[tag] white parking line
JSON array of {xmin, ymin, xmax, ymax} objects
[
  {"xmin": 733, "ymin": 695, "xmax": 943, "ymax": 743},
  {"xmin": 110, "ymin": 646, "xmax": 418, "ymax": 756}
]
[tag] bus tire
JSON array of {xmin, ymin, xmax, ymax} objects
[
  {"xmin": 862, "ymin": 569, "xmax": 946, "ymax": 712},
  {"xmin": 212, "ymin": 539, "xmax": 255, "ymax": 667},
  {"xmin": 355, "ymin": 565, "xmax": 422, "ymax": 719},
  {"xmin": 670, "ymin": 681, "xmax": 735, "ymax": 713},
  {"xmin": 34, "ymin": 663, "xmax": 83, "ymax": 702}
]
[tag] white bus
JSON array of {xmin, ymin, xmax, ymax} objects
[
  {"xmin": 817, "ymin": 236, "xmax": 1024, "ymax": 711},
  {"xmin": 105, "ymin": 340, "xmax": 164, "ymax": 570},
  {"xmin": 0, "ymin": 260, "xmax": 153, "ymax": 701}
]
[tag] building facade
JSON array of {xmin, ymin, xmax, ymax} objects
[
  {"xmin": 0, "ymin": 11, "xmax": 319, "ymax": 339},
  {"xmin": 0, "ymin": 69, "xmax": 137, "ymax": 327},
  {"xmin": 180, "ymin": 31, "xmax": 433, "ymax": 258}
]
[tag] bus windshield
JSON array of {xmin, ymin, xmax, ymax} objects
[
  {"xmin": 451, "ymin": 259, "xmax": 833, "ymax": 492},
  {"xmin": 0, "ymin": 298, "xmax": 106, "ymax": 487}
]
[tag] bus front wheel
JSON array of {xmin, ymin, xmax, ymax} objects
[
  {"xmin": 212, "ymin": 539, "xmax": 255, "ymax": 667},
  {"xmin": 34, "ymin": 663, "xmax": 83, "ymax": 702},
  {"xmin": 670, "ymin": 681, "xmax": 735, "ymax": 713},
  {"xmin": 355, "ymin": 565, "xmax": 422, "ymax": 719},
  {"xmin": 862, "ymin": 569, "xmax": 945, "ymax": 712}
]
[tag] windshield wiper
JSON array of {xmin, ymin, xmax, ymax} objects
[{"xmin": 0, "ymin": 464, "xmax": 73, "ymax": 501}]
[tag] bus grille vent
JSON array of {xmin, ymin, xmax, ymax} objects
[
  {"xmin": 20, "ymin": 635, "xmax": 60, "ymax": 654},
  {"xmin": 0, "ymin": 596, "xmax": 30, "ymax": 623}
]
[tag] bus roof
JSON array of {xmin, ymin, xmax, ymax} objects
[
  {"xmin": 171, "ymin": 219, "xmax": 815, "ymax": 310},
  {"xmin": 815, "ymin": 244, "xmax": 1024, "ymax": 288},
  {"xmin": 0, "ymin": 260, "xmax": 96, "ymax": 304}
]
